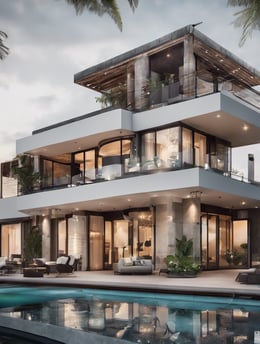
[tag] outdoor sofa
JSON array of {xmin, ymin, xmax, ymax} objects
[
  {"xmin": 235, "ymin": 268, "xmax": 260, "ymax": 284},
  {"xmin": 113, "ymin": 257, "xmax": 153, "ymax": 275}
]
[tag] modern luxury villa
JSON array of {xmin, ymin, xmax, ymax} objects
[{"xmin": 0, "ymin": 25, "xmax": 259, "ymax": 273}]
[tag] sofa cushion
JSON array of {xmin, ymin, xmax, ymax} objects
[
  {"xmin": 68, "ymin": 255, "xmax": 75, "ymax": 266},
  {"xmin": 56, "ymin": 256, "xmax": 69, "ymax": 265},
  {"xmin": 123, "ymin": 257, "xmax": 133, "ymax": 266}
]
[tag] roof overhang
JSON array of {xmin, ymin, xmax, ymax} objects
[{"xmin": 74, "ymin": 25, "xmax": 260, "ymax": 92}]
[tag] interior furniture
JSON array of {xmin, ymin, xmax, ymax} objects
[{"xmin": 113, "ymin": 257, "xmax": 153, "ymax": 275}]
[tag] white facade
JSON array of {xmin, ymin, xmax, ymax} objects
[{"xmin": 1, "ymin": 25, "xmax": 260, "ymax": 270}]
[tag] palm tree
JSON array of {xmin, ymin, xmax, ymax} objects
[
  {"xmin": 66, "ymin": 0, "xmax": 139, "ymax": 31},
  {"xmin": 0, "ymin": 31, "xmax": 9, "ymax": 60},
  {"xmin": 228, "ymin": 0, "xmax": 260, "ymax": 46}
]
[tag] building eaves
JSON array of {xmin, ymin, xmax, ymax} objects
[
  {"xmin": 74, "ymin": 25, "xmax": 191, "ymax": 88},
  {"xmin": 74, "ymin": 24, "xmax": 260, "ymax": 92}
]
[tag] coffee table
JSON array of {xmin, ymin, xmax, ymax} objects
[{"xmin": 23, "ymin": 267, "xmax": 46, "ymax": 277}]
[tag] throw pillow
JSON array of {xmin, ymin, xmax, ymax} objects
[{"xmin": 133, "ymin": 260, "xmax": 143, "ymax": 266}]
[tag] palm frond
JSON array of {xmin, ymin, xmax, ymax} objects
[
  {"xmin": 66, "ymin": 0, "xmax": 138, "ymax": 31},
  {"xmin": 66, "ymin": 0, "xmax": 122, "ymax": 30},
  {"xmin": 128, "ymin": 0, "xmax": 139, "ymax": 11},
  {"xmin": 0, "ymin": 31, "xmax": 9, "ymax": 60},
  {"xmin": 228, "ymin": 0, "xmax": 260, "ymax": 46}
]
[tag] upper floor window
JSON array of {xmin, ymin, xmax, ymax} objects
[
  {"xmin": 41, "ymin": 156, "xmax": 71, "ymax": 188},
  {"xmin": 141, "ymin": 127, "xmax": 181, "ymax": 170},
  {"xmin": 99, "ymin": 138, "xmax": 133, "ymax": 180},
  {"xmin": 141, "ymin": 125, "xmax": 230, "ymax": 173},
  {"xmin": 0, "ymin": 161, "xmax": 18, "ymax": 198}
]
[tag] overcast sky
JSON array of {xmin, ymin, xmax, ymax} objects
[{"xmin": 0, "ymin": 0, "xmax": 259, "ymax": 180}]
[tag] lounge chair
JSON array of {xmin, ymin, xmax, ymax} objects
[
  {"xmin": 235, "ymin": 268, "xmax": 260, "ymax": 284},
  {"xmin": 56, "ymin": 255, "xmax": 77, "ymax": 274}
]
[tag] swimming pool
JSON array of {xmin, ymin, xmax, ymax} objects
[{"xmin": 0, "ymin": 285, "xmax": 259, "ymax": 343}]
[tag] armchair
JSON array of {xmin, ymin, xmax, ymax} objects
[{"xmin": 56, "ymin": 255, "xmax": 78, "ymax": 274}]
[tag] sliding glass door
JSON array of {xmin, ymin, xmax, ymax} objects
[{"xmin": 201, "ymin": 214, "xmax": 249, "ymax": 269}]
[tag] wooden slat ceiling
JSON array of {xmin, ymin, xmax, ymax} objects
[
  {"xmin": 194, "ymin": 39, "xmax": 260, "ymax": 87},
  {"xmin": 75, "ymin": 33, "xmax": 260, "ymax": 93}
]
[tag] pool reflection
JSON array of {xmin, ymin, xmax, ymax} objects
[{"xmin": 1, "ymin": 294, "xmax": 260, "ymax": 343}]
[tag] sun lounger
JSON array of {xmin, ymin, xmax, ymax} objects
[{"xmin": 235, "ymin": 268, "xmax": 260, "ymax": 284}]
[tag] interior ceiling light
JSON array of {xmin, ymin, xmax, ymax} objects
[
  {"xmin": 243, "ymin": 124, "xmax": 249, "ymax": 131},
  {"xmin": 241, "ymin": 201, "xmax": 246, "ymax": 205}
]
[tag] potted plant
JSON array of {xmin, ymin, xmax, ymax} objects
[
  {"xmin": 95, "ymin": 83, "xmax": 127, "ymax": 108},
  {"xmin": 23, "ymin": 225, "xmax": 42, "ymax": 266},
  {"xmin": 165, "ymin": 235, "xmax": 200, "ymax": 277}
]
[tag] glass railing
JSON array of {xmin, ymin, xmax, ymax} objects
[{"xmin": 144, "ymin": 74, "xmax": 260, "ymax": 111}]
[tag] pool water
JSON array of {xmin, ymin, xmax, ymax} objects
[{"xmin": 0, "ymin": 285, "xmax": 259, "ymax": 343}]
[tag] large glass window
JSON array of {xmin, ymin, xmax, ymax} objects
[
  {"xmin": 209, "ymin": 139, "xmax": 230, "ymax": 172},
  {"xmin": 99, "ymin": 141, "xmax": 121, "ymax": 180},
  {"xmin": 141, "ymin": 132, "xmax": 156, "ymax": 170},
  {"xmin": 141, "ymin": 128, "xmax": 180, "ymax": 170},
  {"xmin": 104, "ymin": 221, "xmax": 112, "ymax": 268},
  {"xmin": 58, "ymin": 219, "xmax": 66, "ymax": 256},
  {"xmin": 182, "ymin": 127, "xmax": 193, "ymax": 167},
  {"xmin": 1, "ymin": 223, "xmax": 21, "ymax": 259},
  {"xmin": 42, "ymin": 158, "xmax": 70, "ymax": 187},
  {"xmin": 194, "ymin": 132, "xmax": 207, "ymax": 168},
  {"xmin": 53, "ymin": 162, "xmax": 70, "ymax": 186},
  {"xmin": 113, "ymin": 220, "xmax": 130, "ymax": 259},
  {"xmin": 42, "ymin": 160, "xmax": 52, "ymax": 188},
  {"xmin": 89, "ymin": 215, "xmax": 104, "ymax": 270},
  {"xmin": 157, "ymin": 127, "xmax": 180, "ymax": 168},
  {"xmin": 73, "ymin": 149, "xmax": 96, "ymax": 183},
  {"xmin": 1, "ymin": 161, "xmax": 18, "ymax": 198},
  {"xmin": 85, "ymin": 150, "xmax": 96, "ymax": 181},
  {"xmin": 125, "ymin": 137, "xmax": 139, "ymax": 173},
  {"xmin": 130, "ymin": 210, "xmax": 153, "ymax": 259},
  {"xmin": 99, "ymin": 139, "xmax": 132, "ymax": 180}
]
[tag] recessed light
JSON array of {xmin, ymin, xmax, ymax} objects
[
  {"xmin": 241, "ymin": 201, "xmax": 246, "ymax": 205},
  {"xmin": 243, "ymin": 124, "xmax": 249, "ymax": 131}
]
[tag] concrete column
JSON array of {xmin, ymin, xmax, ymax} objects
[
  {"xmin": 248, "ymin": 153, "xmax": 254, "ymax": 182},
  {"xmin": 183, "ymin": 35, "xmax": 196, "ymax": 98},
  {"xmin": 155, "ymin": 199, "xmax": 183, "ymax": 269},
  {"xmin": 42, "ymin": 216, "xmax": 51, "ymax": 261},
  {"xmin": 126, "ymin": 66, "xmax": 134, "ymax": 110},
  {"xmin": 134, "ymin": 55, "xmax": 149, "ymax": 110}
]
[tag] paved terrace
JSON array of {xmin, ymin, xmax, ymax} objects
[{"xmin": 0, "ymin": 269, "xmax": 259, "ymax": 299}]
